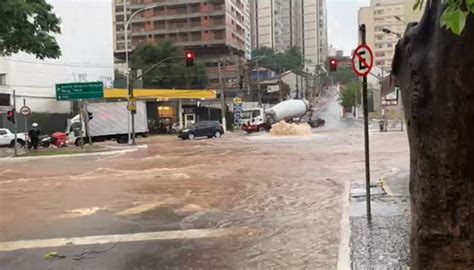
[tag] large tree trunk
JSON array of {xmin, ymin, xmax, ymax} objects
[{"xmin": 392, "ymin": 0, "xmax": 474, "ymax": 268}]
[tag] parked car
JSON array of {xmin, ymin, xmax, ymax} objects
[
  {"xmin": 0, "ymin": 128, "xmax": 29, "ymax": 147},
  {"xmin": 178, "ymin": 121, "xmax": 224, "ymax": 140}
]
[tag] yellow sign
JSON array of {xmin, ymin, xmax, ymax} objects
[
  {"xmin": 233, "ymin": 97, "xmax": 242, "ymax": 104},
  {"xmin": 127, "ymin": 99, "xmax": 137, "ymax": 111}
]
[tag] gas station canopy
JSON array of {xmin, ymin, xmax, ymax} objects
[{"xmin": 104, "ymin": 88, "xmax": 217, "ymax": 100}]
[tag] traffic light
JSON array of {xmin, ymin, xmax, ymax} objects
[
  {"xmin": 6, "ymin": 110, "xmax": 15, "ymax": 123},
  {"xmin": 185, "ymin": 51, "xmax": 194, "ymax": 67},
  {"xmin": 329, "ymin": 58, "xmax": 337, "ymax": 72},
  {"xmin": 87, "ymin": 111, "xmax": 93, "ymax": 121}
]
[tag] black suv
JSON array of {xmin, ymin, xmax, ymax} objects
[{"xmin": 178, "ymin": 121, "xmax": 224, "ymax": 140}]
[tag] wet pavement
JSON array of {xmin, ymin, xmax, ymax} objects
[
  {"xmin": 0, "ymin": 97, "xmax": 410, "ymax": 269},
  {"xmin": 349, "ymin": 169, "xmax": 410, "ymax": 269}
]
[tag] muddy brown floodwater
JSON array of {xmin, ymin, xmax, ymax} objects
[{"xmin": 0, "ymin": 98, "xmax": 410, "ymax": 269}]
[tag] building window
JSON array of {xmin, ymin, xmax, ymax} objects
[
  {"xmin": 387, "ymin": 43, "xmax": 393, "ymax": 48},
  {"xmin": 0, "ymin": 74, "xmax": 5, "ymax": 85}
]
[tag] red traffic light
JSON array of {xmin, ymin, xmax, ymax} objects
[
  {"xmin": 185, "ymin": 51, "xmax": 194, "ymax": 66},
  {"xmin": 7, "ymin": 110, "xmax": 15, "ymax": 123},
  {"xmin": 329, "ymin": 58, "xmax": 337, "ymax": 72}
]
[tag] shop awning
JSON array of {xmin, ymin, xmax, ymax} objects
[{"xmin": 104, "ymin": 88, "xmax": 217, "ymax": 100}]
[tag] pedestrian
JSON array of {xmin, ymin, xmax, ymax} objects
[{"xmin": 28, "ymin": 123, "xmax": 41, "ymax": 150}]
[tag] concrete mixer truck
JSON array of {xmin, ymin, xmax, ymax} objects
[{"xmin": 242, "ymin": 99, "xmax": 313, "ymax": 133}]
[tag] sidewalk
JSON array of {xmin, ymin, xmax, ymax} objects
[{"xmin": 348, "ymin": 171, "xmax": 411, "ymax": 269}]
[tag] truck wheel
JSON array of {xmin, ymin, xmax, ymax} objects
[
  {"xmin": 258, "ymin": 126, "xmax": 265, "ymax": 132},
  {"xmin": 117, "ymin": 135, "xmax": 128, "ymax": 144},
  {"xmin": 75, "ymin": 138, "xmax": 84, "ymax": 147}
]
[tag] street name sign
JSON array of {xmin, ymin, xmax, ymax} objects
[
  {"xmin": 56, "ymin": 82, "xmax": 104, "ymax": 101},
  {"xmin": 352, "ymin": 44, "xmax": 374, "ymax": 77}
]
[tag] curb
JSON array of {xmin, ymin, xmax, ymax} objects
[{"xmin": 0, "ymin": 145, "xmax": 148, "ymax": 162}]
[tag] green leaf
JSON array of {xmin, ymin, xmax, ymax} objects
[{"xmin": 444, "ymin": 9, "xmax": 467, "ymax": 35}]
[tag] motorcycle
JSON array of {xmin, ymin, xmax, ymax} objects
[{"xmin": 38, "ymin": 135, "xmax": 52, "ymax": 148}]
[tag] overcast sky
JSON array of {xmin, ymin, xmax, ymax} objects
[{"xmin": 327, "ymin": 0, "xmax": 370, "ymax": 56}]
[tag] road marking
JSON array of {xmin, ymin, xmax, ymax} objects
[{"xmin": 0, "ymin": 228, "xmax": 249, "ymax": 252}]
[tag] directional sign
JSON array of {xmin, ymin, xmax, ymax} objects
[
  {"xmin": 351, "ymin": 44, "xmax": 374, "ymax": 77},
  {"xmin": 20, "ymin": 106, "xmax": 31, "ymax": 116},
  {"xmin": 56, "ymin": 82, "xmax": 104, "ymax": 101}
]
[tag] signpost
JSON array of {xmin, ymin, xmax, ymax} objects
[
  {"xmin": 127, "ymin": 98, "xmax": 137, "ymax": 112},
  {"xmin": 20, "ymin": 99, "xmax": 30, "ymax": 153},
  {"xmin": 55, "ymin": 82, "xmax": 104, "ymax": 101},
  {"xmin": 55, "ymin": 82, "xmax": 103, "ymax": 149},
  {"xmin": 352, "ymin": 24, "xmax": 374, "ymax": 222},
  {"xmin": 233, "ymin": 97, "xmax": 243, "ymax": 128},
  {"xmin": 20, "ymin": 105, "xmax": 31, "ymax": 116}
]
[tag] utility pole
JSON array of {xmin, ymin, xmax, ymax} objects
[
  {"xmin": 84, "ymin": 101, "xmax": 92, "ymax": 144},
  {"xmin": 12, "ymin": 90, "xmax": 17, "ymax": 156},
  {"xmin": 256, "ymin": 60, "xmax": 262, "ymax": 105},
  {"xmin": 360, "ymin": 24, "xmax": 372, "ymax": 222},
  {"xmin": 79, "ymin": 100, "xmax": 84, "ymax": 150},
  {"xmin": 128, "ymin": 76, "xmax": 136, "ymax": 145},
  {"xmin": 218, "ymin": 62, "xmax": 227, "ymax": 132}
]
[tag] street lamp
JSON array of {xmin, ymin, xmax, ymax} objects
[
  {"xmin": 382, "ymin": 28, "xmax": 402, "ymax": 39},
  {"xmin": 124, "ymin": 3, "xmax": 161, "ymax": 144}
]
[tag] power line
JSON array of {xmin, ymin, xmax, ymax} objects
[{"xmin": 1, "ymin": 57, "xmax": 114, "ymax": 68}]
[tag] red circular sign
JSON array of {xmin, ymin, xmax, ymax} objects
[{"xmin": 351, "ymin": 44, "xmax": 374, "ymax": 77}]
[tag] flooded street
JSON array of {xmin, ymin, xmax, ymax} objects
[{"xmin": 0, "ymin": 98, "xmax": 409, "ymax": 269}]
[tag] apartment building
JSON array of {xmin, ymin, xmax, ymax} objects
[
  {"xmin": 358, "ymin": 0, "xmax": 422, "ymax": 71},
  {"xmin": 113, "ymin": 0, "xmax": 250, "ymax": 88},
  {"xmin": 251, "ymin": 0, "xmax": 328, "ymax": 66},
  {"xmin": 302, "ymin": 0, "xmax": 328, "ymax": 65},
  {"xmin": 250, "ymin": 0, "xmax": 285, "ymax": 52}
]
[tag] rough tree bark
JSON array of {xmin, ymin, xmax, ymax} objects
[{"xmin": 392, "ymin": 0, "xmax": 474, "ymax": 268}]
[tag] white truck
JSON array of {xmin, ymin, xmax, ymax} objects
[
  {"xmin": 0, "ymin": 128, "xmax": 28, "ymax": 147},
  {"xmin": 242, "ymin": 99, "xmax": 311, "ymax": 133},
  {"xmin": 66, "ymin": 101, "xmax": 148, "ymax": 146}
]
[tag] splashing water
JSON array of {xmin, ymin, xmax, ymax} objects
[{"xmin": 269, "ymin": 121, "xmax": 313, "ymax": 136}]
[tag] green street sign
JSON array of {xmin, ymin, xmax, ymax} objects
[{"xmin": 56, "ymin": 82, "xmax": 104, "ymax": 101}]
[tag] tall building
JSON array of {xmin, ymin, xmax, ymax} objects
[
  {"xmin": 113, "ymin": 0, "xmax": 250, "ymax": 89},
  {"xmin": 358, "ymin": 0, "xmax": 422, "ymax": 71},
  {"xmin": 302, "ymin": 0, "xmax": 328, "ymax": 65},
  {"xmin": 250, "ymin": 0, "xmax": 285, "ymax": 52},
  {"xmin": 251, "ymin": 0, "xmax": 328, "ymax": 66}
]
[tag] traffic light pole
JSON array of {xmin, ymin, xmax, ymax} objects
[
  {"xmin": 13, "ymin": 90, "xmax": 17, "ymax": 157},
  {"xmin": 360, "ymin": 24, "xmax": 372, "ymax": 222}
]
